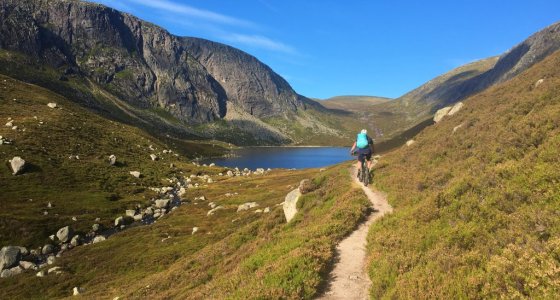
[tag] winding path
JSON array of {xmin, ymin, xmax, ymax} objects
[{"xmin": 318, "ymin": 167, "xmax": 393, "ymax": 299}]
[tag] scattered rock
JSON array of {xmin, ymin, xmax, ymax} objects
[
  {"xmin": 130, "ymin": 171, "xmax": 141, "ymax": 178},
  {"xmin": 73, "ymin": 287, "xmax": 84, "ymax": 296},
  {"xmin": 36, "ymin": 270, "xmax": 46, "ymax": 277},
  {"xmin": 207, "ymin": 178, "xmax": 213, "ymax": 183},
  {"xmin": 192, "ymin": 227, "xmax": 199, "ymax": 235},
  {"xmin": 207, "ymin": 206, "xmax": 224, "ymax": 216},
  {"xmin": 447, "ymin": 102, "xmax": 464, "ymax": 116},
  {"xmin": 155, "ymin": 199, "xmax": 170, "ymax": 209},
  {"xmin": 92, "ymin": 236, "xmax": 106, "ymax": 244},
  {"xmin": 92, "ymin": 223, "xmax": 101, "ymax": 232},
  {"xmin": 9, "ymin": 156, "xmax": 26, "ymax": 175},
  {"xmin": 19, "ymin": 261, "xmax": 37, "ymax": 270},
  {"xmin": 47, "ymin": 266, "xmax": 63, "ymax": 275},
  {"xmin": 209, "ymin": 163, "xmax": 215, "ymax": 167},
  {"xmin": 0, "ymin": 266, "xmax": 22, "ymax": 278},
  {"xmin": 226, "ymin": 170, "xmax": 234, "ymax": 177},
  {"xmin": 406, "ymin": 140, "xmax": 415, "ymax": 146},
  {"xmin": 114, "ymin": 216, "xmax": 125, "ymax": 227},
  {"xmin": 70, "ymin": 235, "xmax": 81, "ymax": 247},
  {"xmin": 125, "ymin": 210, "xmax": 136, "ymax": 217},
  {"xmin": 47, "ymin": 103, "xmax": 57, "ymax": 108},
  {"xmin": 56, "ymin": 226, "xmax": 73, "ymax": 243},
  {"xmin": 5, "ymin": 121, "xmax": 13, "ymax": 127},
  {"xmin": 433, "ymin": 107, "xmax": 452, "ymax": 123},
  {"xmin": 108, "ymin": 154, "xmax": 117, "ymax": 166},
  {"xmin": 237, "ymin": 202, "xmax": 259, "ymax": 212},
  {"xmin": 42, "ymin": 244, "xmax": 55, "ymax": 255},
  {"xmin": 208, "ymin": 202, "xmax": 217, "ymax": 209},
  {"xmin": 535, "ymin": 78, "xmax": 544, "ymax": 88},
  {"xmin": 453, "ymin": 123, "xmax": 464, "ymax": 133},
  {"xmin": 0, "ymin": 246, "xmax": 21, "ymax": 270},
  {"xmin": 319, "ymin": 168, "xmax": 326, "ymax": 172},
  {"xmin": 46, "ymin": 255, "xmax": 56, "ymax": 265},
  {"xmin": 264, "ymin": 207, "xmax": 270, "ymax": 213},
  {"xmin": 150, "ymin": 154, "xmax": 158, "ymax": 161}
]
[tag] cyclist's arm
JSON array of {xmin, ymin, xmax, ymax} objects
[{"xmin": 350, "ymin": 141, "xmax": 356, "ymax": 154}]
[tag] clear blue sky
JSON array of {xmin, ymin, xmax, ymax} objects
[{"xmin": 90, "ymin": 0, "xmax": 560, "ymax": 99}]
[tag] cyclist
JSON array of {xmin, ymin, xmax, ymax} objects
[{"xmin": 350, "ymin": 129, "xmax": 374, "ymax": 178}]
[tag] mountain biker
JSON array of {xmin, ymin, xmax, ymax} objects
[{"xmin": 350, "ymin": 129, "xmax": 374, "ymax": 177}]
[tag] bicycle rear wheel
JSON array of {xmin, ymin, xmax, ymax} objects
[{"xmin": 361, "ymin": 161, "xmax": 369, "ymax": 186}]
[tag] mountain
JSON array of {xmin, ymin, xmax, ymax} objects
[
  {"xmin": 321, "ymin": 95, "xmax": 391, "ymax": 112},
  {"xmin": 0, "ymin": 0, "xmax": 344, "ymax": 145},
  {"xmin": 371, "ymin": 21, "xmax": 560, "ymax": 140},
  {"xmin": 367, "ymin": 48, "xmax": 560, "ymax": 299}
]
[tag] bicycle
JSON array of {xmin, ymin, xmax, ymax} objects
[{"xmin": 352, "ymin": 152, "xmax": 370, "ymax": 186}]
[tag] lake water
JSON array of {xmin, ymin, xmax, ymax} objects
[{"xmin": 203, "ymin": 147, "xmax": 352, "ymax": 170}]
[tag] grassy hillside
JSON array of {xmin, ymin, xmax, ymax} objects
[
  {"xmin": 366, "ymin": 50, "xmax": 560, "ymax": 298},
  {"xmin": 321, "ymin": 96, "xmax": 391, "ymax": 111},
  {"xmin": 0, "ymin": 75, "xmax": 371, "ymax": 299},
  {"xmin": 0, "ymin": 74, "xmax": 226, "ymax": 247}
]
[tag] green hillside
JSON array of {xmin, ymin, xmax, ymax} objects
[{"xmin": 367, "ymin": 50, "xmax": 560, "ymax": 298}]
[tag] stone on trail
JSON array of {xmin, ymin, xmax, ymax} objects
[
  {"xmin": 47, "ymin": 102, "xmax": 57, "ymax": 108},
  {"xmin": 0, "ymin": 246, "xmax": 21, "ymax": 270},
  {"xmin": 9, "ymin": 156, "xmax": 26, "ymax": 175},
  {"xmin": 130, "ymin": 171, "xmax": 141, "ymax": 178},
  {"xmin": 56, "ymin": 226, "xmax": 73, "ymax": 243}
]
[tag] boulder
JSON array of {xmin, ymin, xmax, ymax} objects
[
  {"xmin": 70, "ymin": 235, "xmax": 81, "ymax": 247},
  {"xmin": 209, "ymin": 163, "xmax": 215, "ymax": 167},
  {"xmin": 9, "ymin": 156, "xmax": 26, "ymax": 175},
  {"xmin": 207, "ymin": 206, "xmax": 224, "ymax": 216},
  {"xmin": 192, "ymin": 227, "xmax": 199, "ymax": 235},
  {"xmin": 56, "ymin": 226, "xmax": 73, "ymax": 243},
  {"xmin": 114, "ymin": 216, "xmax": 125, "ymax": 227},
  {"xmin": 0, "ymin": 266, "xmax": 22, "ymax": 278},
  {"xmin": 19, "ymin": 261, "xmax": 37, "ymax": 270},
  {"xmin": 46, "ymin": 255, "xmax": 56, "ymax": 265},
  {"xmin": 5, "ymin": 121, "xmax": 13, "ymax": 127},
  {"xmin": 433, "ymin": 106, "xmax": 452, "ymax": 123},
  {"xmin": 42, "ymin": 244, "xmax": 55, "ymax": 255},
  {"xmin": 17, "ymin": 246, "xmax": 29, "ymax": 257},
  {"xmin": 125, "ymin": 210, "xmax": 136, "ymax": 217},
  {"xmin": 36, "ymin": 270, "xmax": 46, "ymax": 277},
  {"xmin": 150, "ymin": 154, "xmax": 158, "ymax": 161},
  {"xmin": 447, "ymin": 102, "xmax": 464, "ymax": 116},
  {"xmin": 0, "ymin": 246, "xmax": 21, "ymax": 270},
  {"xmin": 237, "ymin": 202, "xmax": 259, "ymax": 212},
  {"xmin": 47, "ymin": 102, "xmax": 57, "ymax": 108},
  {"xmin": 406, "ymin": 140, "xmax": 415, "ymax": 146},
  {"xmin": 92, "ymin": 223, "xmax": 101, "ymax": 232},
  {"xmin": 108, "ymin": 154, "xmax": 117, "ymax": 166},
  {"xmin": 283, "ymin": 188, "xmax": 302, "ymax": 222},
  {"xmin": 155, "ymin": 199, "xmax": 170, "ymax": 209},
  {"xmin": 535, "ymin": 78, "xmax": 544, "ymax": 88},
  {"xmin": 129, "ymin": 171, "xmax": 141, "ymax": 178},
  {"xmin": 92, "ymin": 236, "xmax": 106, "ymax": 243},
  {"xmin": 73, "ymin": 287, "xmax": 84, "ymax": 296},
  {"xmin": 133, "ymin": 214, "xmax": 143, "ymax": 221},
  {"xmin": 264, "ymin": 207, "xmax": 270, "ymax": 213},
  {"xmin": 226, "ymin": 170, "xmax": 234, "ymax": 177}
]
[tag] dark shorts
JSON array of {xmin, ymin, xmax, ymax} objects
[{"xmin": 357, "ymin": 148, "xmax": 372, "ymax": 163}]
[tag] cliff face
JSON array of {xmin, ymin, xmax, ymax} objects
[
  {"xmin": 182, "ymin": 37, "xmax": 303, "ymax": 118},
  {"xmin": 0, "ymin": 0, "xmax": 305, "ymax": 125}
]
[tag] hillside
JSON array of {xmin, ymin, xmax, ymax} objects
[
  {"xmin": 366, "ymin": 49, "xmax": 560, "ymax": 298},
  {"xmin": 321, "ymin": 96, "xmax": 391, "ymax": 111}
]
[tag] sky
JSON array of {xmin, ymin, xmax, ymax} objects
[{"xmin": 89, "ymin": 0, "xmax": 560, "ymax": 99}]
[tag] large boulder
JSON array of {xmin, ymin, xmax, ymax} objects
[
  {"xmin": 433, "ymin": 107, "xmax": 452, "ymax": 123},
  {"xmin": 9, "ymin": 156, "xmax": 26, "ymax": 175},
  {"xmin": 447, "ymin": 102, "xmax": 464, "ymax": 116},
  {"xmin": 283, "ymin": 188, "xmax": 302, "ymax": 222},
  {"xmin": 56, "ymin": 226, "xmax": 73, "ymax": 243},
  {"xmin": 0, "ymin": 266, "xmax": 22, "ymax": 278},
  {"xmin": 0, "ymin": 246, "xmax": 21, "ymax": 270}
]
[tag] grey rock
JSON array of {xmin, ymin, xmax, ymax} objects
[
  {"xmin": 192, "ymin": 227, "xmax": 199, "ymax": 235},
  {"xmin": 108, "ymin": 154, "xmax": 117, "ymax": 166},
  {"xmin": 46, "ymin": 255, "xmax": 56, "ymax": 265},
  {"xmin": 42, "ymin": 244, "xmax": 55, "ymax": 255},
  {"xmin": 19, "ymin": 261, "xmax": 37, "ymax": 270},
  {"xmin": 129, "ymin": 171, "xmax": 141, "ymax": 178},
  {"xmin": 9, "ymin": 156, "xmax": 26, "ymax": 175},
  {"xmin": 47, "ymin": 102, "xmax": 57, "ymax": 108},
  {"xmin": 447, "ymin": 102, "xmax": 464, "ymax": 116},
  {"xmin": 92, "ymin": 236, "xmax": 106, "ymax": 243},
  {"xmin": 70, "ymin": 235, "xmax": 81, "ymax": 247},
  {"xmin": 406, "ymin": 140, "xmax": 415, "ymax": 147},
  {"xmin": 56, "ymin": 226, "xmax": 73, "ymax": 243},
  {"xmin": 226, "ymin": 170, "xmax": 234, "ymax": 177},
  {"xmin": 114, "ymin": 216, "xmax": 125, "ymax": 227},
  {"xmin": 433, "ymin": 107, "xmax": 452, "ymax": 123},
  {"xmin": 125, "ymin": 210, "xmax": 136, "ymax": 217},
  {"xmin": 0, "ymin": 266, "xmax": 22, "ymax": 278},
  {"xmin": 155, "ymin": 199, "xmax": 170, "ymax": 209},
  {"xmin": 283, "ymin": 188, "xmax": 302, "ymax": 222},
  {"xmin": 0, "ymin": 246, "xmax": 21, "ymax": 270},
  {"xmin": 36, "ymin": 270, "xmax": 46, "ymax": 277},
  {"xmin": 237, "ymin": 202, "xmax": 259, "ymax": 212},
  {"xmin": 207, "ymin": 206, "xmax": 224, "ymax": 216},
  {"xmin": 150, "ymin": 154, "xmax": 158, "ymax": 161},
  {"xmin": 133, "ymin": 214, "xmax": 143, "ymax": 221},
  {"xmin": 92, "ymin": 223, "xmax": 101, "ymax": 232},
  {"xmin": 73, "ymin": 287, "xmax": 84, "ymax": 296},
  {"xmin": 47, "ymin": 266, "xmax": 63, "ymax": 274}
]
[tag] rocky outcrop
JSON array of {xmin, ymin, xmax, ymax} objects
[
  {"xmin": 434, "ymin": 102, "xmax": 464, "ymax": 123},
  {"xmin": 183, "ymin": 37, "xmax": 304, "ymax": 118}
]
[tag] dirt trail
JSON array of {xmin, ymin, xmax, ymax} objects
[{"xmin": 318, "ymin": 167, "xmax": 393, "ymax": 300}]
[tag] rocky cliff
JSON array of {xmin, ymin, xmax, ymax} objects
[{"xmin": 0, "ymin": 0, "xmax": 309, "ymax": 130}]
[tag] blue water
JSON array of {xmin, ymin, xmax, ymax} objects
[{"xmin": 203, "ymin": 147, "xmax": 352, "ymax": 170}]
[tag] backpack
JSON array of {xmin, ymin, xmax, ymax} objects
[{"xmin": 356, "ymin": 133, "xmax": 369, "ymax": 149}]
